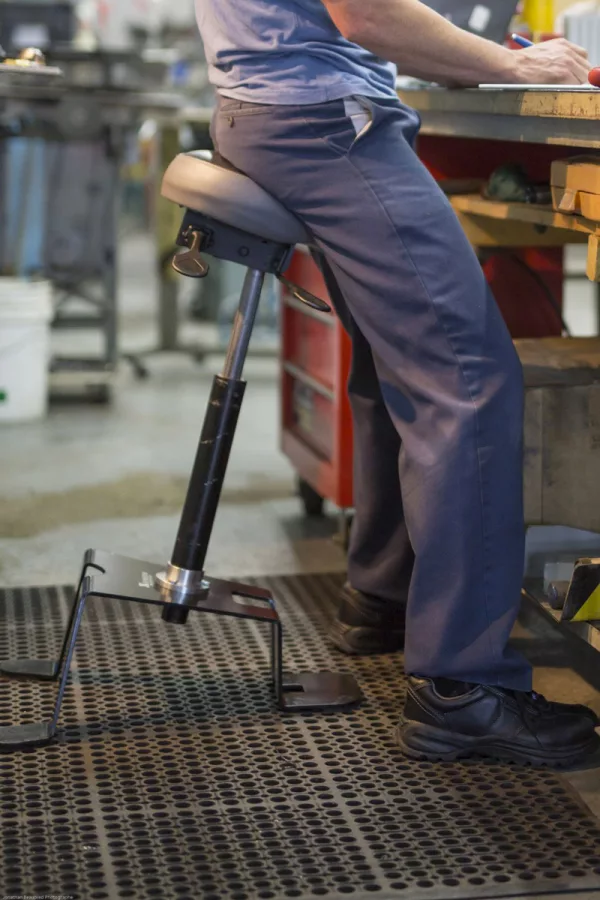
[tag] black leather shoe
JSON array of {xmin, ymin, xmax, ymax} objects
[
  {"xmin": 397, "ymin": 676, "xmax": 600, "ymax": 767},
  {"xmin": 329, "ymin": 583, "xmax": 406, "ymax": 655}
]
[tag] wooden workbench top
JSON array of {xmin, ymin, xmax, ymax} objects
[
  {"xmin": 398, "ymin": 87, "xmax": 600, "ymax": 120},
  {"xmin": 397, "ymin": 87, "xmax": 600, "ymax": 148}
]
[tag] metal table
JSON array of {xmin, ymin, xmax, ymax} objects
[
  {"xmin": 0, "ymin": 62, "xmax": 63, "ymax": 83},
  {"xmin": 0, "ymin": 71, "xmax": 182, "ymax": 400}
]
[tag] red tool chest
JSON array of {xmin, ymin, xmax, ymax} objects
[{"xmin": 281, "ymin": 248, "xmax": 353, "ymax": 512}]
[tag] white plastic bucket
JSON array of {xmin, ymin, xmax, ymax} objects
[{"xmin": 0, "ymin": 279, "xmax": 53, "ymax": 422}]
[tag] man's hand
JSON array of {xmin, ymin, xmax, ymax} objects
[
  {"xmin": 322, "ymin": 0, "xmax": 590, "ymax": 87},
  {"xmin": 511, "ymin": 39, "xmax": 589, "ymax": 85}
]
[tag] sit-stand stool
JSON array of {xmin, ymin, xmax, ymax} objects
[{"xmin": 0, "ymin": 153, "xmax": 363, "ymax": 749}]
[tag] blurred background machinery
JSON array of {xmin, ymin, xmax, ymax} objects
[{"xmin": 0, "ymin": 0, "xmax": 278, "ymax": 402}]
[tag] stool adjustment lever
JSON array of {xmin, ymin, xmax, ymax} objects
[
  {"xmin": 172, "ymin": 229, "xmax": 210, "ymax": 278},
  {"xmin": 278, "ymin": 276, "xmax": 331, "ymax": 314}
]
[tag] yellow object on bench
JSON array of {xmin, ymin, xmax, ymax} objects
[
  {"xmin": 572, "ymin": 584, "xmax": 600, "ymax": 622},
  {"xmin": 551, "ymin": 155, "xmax": 600, "ymax": 221}
]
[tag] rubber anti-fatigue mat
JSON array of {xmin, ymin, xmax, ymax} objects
[{"xmin": 1, "ymin": 574, "xmax": 600, "ymax": 900}]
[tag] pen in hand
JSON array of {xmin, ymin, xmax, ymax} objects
[
  {"xmin": 511, "ymin": 34, "xmax": 534, "ymax": 48},
  {"xmin": 511, "ymin": 32, "xmax": 600, "ymax": 86}
]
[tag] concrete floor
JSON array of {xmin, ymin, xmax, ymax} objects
[
  {"xmin": 0, "ymin": 234, "xmax": 599, "ymax": 835},
  {"xmin": 0, "ymin": 352, "xmax": 344, "ymax": 587}
]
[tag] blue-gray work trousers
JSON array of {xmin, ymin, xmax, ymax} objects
[{"xmin": 212, "ymin": 94, "xmax": 531, "ymax": 690}]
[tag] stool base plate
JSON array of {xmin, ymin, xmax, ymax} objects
[
  {"xmin": 0, "ymin": 550, "xmax": 363, "ymax": 748},
  {"xmin": 1, "ymin": 659, "xmax": 59, "ymax": 681},
  {"xmin": 279, "ymin": 672, "xmax": 363, "ymax": 712},
  {"xmin": 0, "ymin": 723, "xmax": 54, "ymax": 750}
]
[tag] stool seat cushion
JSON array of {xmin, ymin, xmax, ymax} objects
[{"xmin": 161, "ymin": 152, "xmax": 309, "ymax": 246}]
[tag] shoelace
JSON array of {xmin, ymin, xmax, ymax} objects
[{"xmin": 512, "ymin": 690, "xmax": 553, "ymax": 720}]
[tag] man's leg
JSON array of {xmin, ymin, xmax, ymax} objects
[
  {"xmin": 212, "ymin": 96, "xmax": 598, "ymax": 762},
  {"xmin": 317, "ymin": 255, "xmax": 413, "ymax": 653},
  {"xmin": 317, "ymin": 255, "xmax": 415, "ymax": 604}
]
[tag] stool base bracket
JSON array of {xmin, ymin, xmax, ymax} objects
[{"xmin": 0, "ymin": 549, "xmax": 363, "ymax": 749}]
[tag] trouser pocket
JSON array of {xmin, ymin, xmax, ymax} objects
[
  {"xmin": 343, "ymin": 96, "xmax": 374, "ymax": 144},
  {"xmin": 301, "ymin": 95, "xmax": 375, "ymax": 157}
]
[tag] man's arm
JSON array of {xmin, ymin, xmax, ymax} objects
[{"xmin": 322, "ymin": 0, "xmax": 589, "ymax": 86}]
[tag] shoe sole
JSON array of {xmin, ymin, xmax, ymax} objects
[
  {"xmin": 329, "ymin": 619, "xmax": 405, "ymax": 656},
  {"xmin": 396, "ymin": 717, "xmax": 600, "ymax": 768}
]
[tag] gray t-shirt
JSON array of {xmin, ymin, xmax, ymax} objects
[{"xmin": 195, "ymin": 0, "xmax": 398, "ymax": 104}]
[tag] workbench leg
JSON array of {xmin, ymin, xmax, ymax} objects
[
  {"xmin": 155, "ymin": 123, "xmax": 182, "ymax": 352},
  {"xmin": 585, "ymin": 235, "xmax": 600, "ymax": 334},
  {"xmin": 104, "ymin": 147, "xmax": 121, "ymax": 371},
  {"xmin": 586, "ymin": 234, "xmax": 600, "ymax": 284}
]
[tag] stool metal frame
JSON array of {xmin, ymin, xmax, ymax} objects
[{"xmin": 0, "ymin": 189, "xmax": 363, "ymax": 749}]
